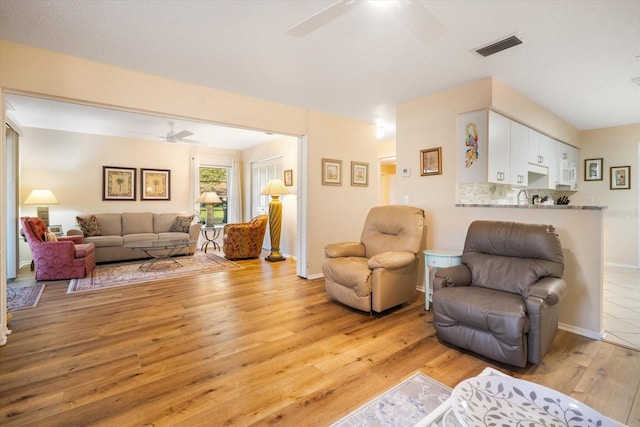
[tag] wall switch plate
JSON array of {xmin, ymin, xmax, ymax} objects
[
  {"xmin": 403, "ymin": 195, "xmax": 409, "ymax": 204},
  {"xmin": 401, "ymin": 168, "xmax": 411, "ymax": 177}
]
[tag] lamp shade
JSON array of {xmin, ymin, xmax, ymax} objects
[
  {"xmin": 24, "ymin": 189, "xmax": 59, "ymax": 205},
  {"xmin": 261, "ymin": 179, "xmax": 289, "ymax": 196},
  {"xmin": 196, "ymin": 192, "xmax": 222, "ymax": 204}
]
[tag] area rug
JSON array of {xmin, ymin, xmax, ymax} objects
[
  {"xmin": 7, "ymin": 284, "xmax": 46, "ymax": 311},
  {"xmin": 67, "ymin": 253, "xmax": 242, "ymax": 294},
  {"xmin": 331, "ymin": 372, "xmax": 452, "ymax": 427}
]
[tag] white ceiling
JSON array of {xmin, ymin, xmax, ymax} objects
[{"xmin": 1, "ymin": 0, "xmax": 640, "ymax": 145}]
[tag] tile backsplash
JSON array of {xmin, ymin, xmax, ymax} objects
[{"xmin": 457, "ymin": 183, "xmax": 559, "ymax": 205}]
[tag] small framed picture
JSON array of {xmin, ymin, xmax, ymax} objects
[
  {"xmin": 103, "ymin": 166, "xmax": 136, "ymax": 200},
  {"xmin": 141, "ymin": 168, "xmax": 171, "ymax": 200},
  {"xmin": 610, "ymin": 166, "xmax": 631, "ymax": 190},
  {"xmin": 322, "ymin": 158, "xmax": 342, "ymax": 186},
  {"xmin": 284, "ymin": 169, "xmax": 293, "ymax": 186},
  {"xmin": 420, "ymin": 147, "xmax": 442, "ymax": 176},
  {"xmin": 47, "ymin": 225, "xmax": 63, "ymax": 236},
  {"xmin": 584, "ymin": 158, "xmax": 603, "ymax": 181},
  {"xmin": 351, "ymin": 161, "xmax": 369, "ymax": 187}
]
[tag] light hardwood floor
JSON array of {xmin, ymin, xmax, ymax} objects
[{"xmin": 2, "ymin": 254, "xmax": 640, "ymax": 426}]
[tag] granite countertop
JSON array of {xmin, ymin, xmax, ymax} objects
[{"xmin": 456, "ymin": 203, "xmax": 607, "ymax": 210}]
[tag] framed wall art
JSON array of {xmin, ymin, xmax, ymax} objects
[
  {"xmin": 584, "ymin": 158, "xmax": 603, "ymax": 181},
  {"xmin": 322, "ymin": 158, "xmax": 342, "ymax": 186},
  {"xmin": 420, "ymin": 147, "xmax": 442, "ymax": 176},
  {"xmin": 141, "ymin": 168, "xmax": 171, "ymax": 200},
  {"xmin": 284, "ymin": 169, "xmax": 293, "ymax": 186},
  {"xmin": 610, "ymin": 165, "xmax": 631, "ymax": 190},
  {"xmin": 351, "ymin": 161, "xmax": 369, "ymax": 187},
  {"xmin": 103, "ymin": 166, "xmax": 136, "ymax": 200}
]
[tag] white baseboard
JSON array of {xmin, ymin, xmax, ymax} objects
[
  {"xmin": 558, "ymin": 322, "xmax": 603, "ymax": 340},
  {"xmin": 307, "ymin": 273, "xmax": 324, "ymax": 280},
  {"xmin": 604, "ymin": 262, "xmax": 638, "ymax": 269}
]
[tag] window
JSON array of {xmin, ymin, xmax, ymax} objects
[{"xmin": 199, "ymin": 166, "xmax": 228, "ymax": 224}]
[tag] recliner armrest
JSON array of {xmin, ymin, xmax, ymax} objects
[
  {"xmin": 368, "ymin": 251, "xmax": 415, "ymax": 269},
  {"xmin": 524, "ymin": 277, "xmax": 568, "ymax": 306},
  {"xmin": 324, "ymin": 242, "xmax": 365, "ymax": 258},
  {"xmin": 433, "ymin": 264, "xmax": 472, "ymax": 290}
]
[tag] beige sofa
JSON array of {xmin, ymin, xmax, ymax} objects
[{"xmin": 69, "ymin": 213, "xmax": 201, "ymax": 263}]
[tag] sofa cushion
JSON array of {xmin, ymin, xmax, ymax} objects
[
  {"xmin": 94, "ymin": 214, "xmax": 122, "ymax": 236},
  {"xmin": 122, "ymin": 213, "xmax": 153, "ymax": 235},
  {"xmin": 158, "ymin": 232, "xmax": 190, "ymax": 241},
  {"xmin": 123, "ymin": 233, "xmax": 158, "ymax": 244},
  {"xmin": 170, "ymin": 215, "xmax": 194, "ymax": 233},
  {"xmin": 77, "ymin": 215, "xmax": 101, "ymax": 237},
  {"xmin": 85, "ymin": 235, "xmax": 123, "ymax": 248},
  {"xmin": 153, "ymin": 213, "xmax": 178, "ymax": 233}
]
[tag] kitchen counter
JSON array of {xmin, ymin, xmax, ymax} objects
[{"xmin": 456, "ymin": 203, "xmax": 606, "ymax": 210}]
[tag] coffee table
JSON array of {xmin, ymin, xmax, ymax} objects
[{"xmin": 124, "ymin": 239, "xmax": 194, "ymax": 272}]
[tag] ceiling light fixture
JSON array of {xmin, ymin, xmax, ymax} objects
[
  {"xmin": 474, "ymin": 34, "xmax": 523, "ymax": 57},
  {"xmin": 377, "ymin": 124, "xmax": 385, "ymax": 139}
]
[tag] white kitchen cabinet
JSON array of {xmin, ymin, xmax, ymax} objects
[
  {"xmin": 458, "ymin": 109, "xmax": 527, "ymax": 186},
  {"xmin": 556, "ymin": 142, "xmax": 579, "ymax": 190},
  {"xmin": 528, "ymin": 129, "xmax": 556, "ymax": 169},
  {"xmin": 509, "ymin": 121, "xmax": 528, "ymax": 186},
  {"xmin": 487, "ymin": 111, "xmax": 511, "ymax": 184}
]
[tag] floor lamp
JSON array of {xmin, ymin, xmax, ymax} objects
[
  {"xmin": 261, "ymin": 179, "xmax": 288, "ymax": 262},
  {"xmin": 24, "ymin": 189, "xmax": 59, "ymax": 226},
  {"xmin": 197, "ymin": 192, "xmax": 222, "ymax": 226}
]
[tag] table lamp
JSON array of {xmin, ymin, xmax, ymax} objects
[
  {"xmin": 261, "ymin": 179, "xmax": 288, "ymax": 262},
  {"xmin": 197, "ymin": 191, "xmax": 222, "ymax": 226},
  {"xmin": 24, "ymin": 189, "xmax": 59, "ymax": 226}
]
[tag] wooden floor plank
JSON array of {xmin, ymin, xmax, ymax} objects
[{"xmin": 2, "ymin": 254, "xmax": 639, "ymax": 426}]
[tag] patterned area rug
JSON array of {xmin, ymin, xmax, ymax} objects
[
  {"xmin": 331, "ymin": 372, "xmax": 452, "ymax": 427},
  {"xmin": 67, "ymin": 253, "xmax": 242, "ymax": 294},
  {"xmin": 7, "ymin": 284, "xmax": 46, "ymax": 311}
]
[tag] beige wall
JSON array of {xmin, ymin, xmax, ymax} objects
[
  {"xmin": 242, "ymin": 136, "xmax": 298, "ymax": 258},
  {"xmin": 396, "ymin": 77, "xmax": 605, "ymax": 336},
  {"xmin": 0, "ymin": 40, "xmax": 378, "ymax": 279},
  {"xmin": 580, "ymin": 124, "xmax": 640, "ymax": 267}
]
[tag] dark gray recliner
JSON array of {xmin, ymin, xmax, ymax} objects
[{"xmin": 432, "ymin": 220, "xmax": 568, "ymax": 367}]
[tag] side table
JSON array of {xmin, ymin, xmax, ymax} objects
[
  {"xmin": 423, "ymin": 249, "xmax": 462, "ymax": 311},
  {"xmin": 200, "ymin": 224, "xmax": 225, "ymax": 253}
]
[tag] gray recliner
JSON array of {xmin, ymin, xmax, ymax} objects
[
  {"xmin": 323, "ymin": 205, "xmax": 425, "ymax": 314},
  {"xmin": 432, "ymin": 220, "xmax": 568, "ymax": 367}
]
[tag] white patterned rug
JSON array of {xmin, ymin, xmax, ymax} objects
[
  {"xmin": 7, "ymin": 284, "xmax": 46, "ymax": 311},
  {"xmin": 331, "ymin": 372, "xmax": 452, "ymax": 427},
  {"xmin": 67, "ymin": 252, "xmax": 242, "ymax": 294}
]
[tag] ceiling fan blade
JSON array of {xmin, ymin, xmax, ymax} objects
[
  {"xmin": 172, "ymin": 130, "xmax": 194, "ymax": 140},
  {"xmin": 393, "ymin": 1, "xmax": 445, "ymax": 45},
  {"xmin": 285, "ymin": 0, "xmax": 357, "ymax": 37}
]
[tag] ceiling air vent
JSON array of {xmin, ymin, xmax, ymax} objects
[{"xmin": 475, "ymin": 35, "xmax": 523, "ymax": 57}]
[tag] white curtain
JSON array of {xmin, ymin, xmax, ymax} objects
[{"xmin": 228, "ymin": 159, "xmax": 242, "ymax": 223}]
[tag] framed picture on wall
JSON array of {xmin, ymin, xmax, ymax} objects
[
  {"xmin": 420, "ymin": 147, "xmax": 442, "ymax": 176},
  {"xmin": 103, "ymin": 166, "xmax": 136, "ymax": 200},
  {"xmin": 322, "ymin": 158, "xmax": 342, "ymax": 186},
  {"xmin": 610, "ymin": 165, "xmax": 631, "ymax": 190},
  {"xmin": 351, "ymin": 161, "xmax": 369, "ymax": 187},
  {"xmin": 584, "ymin": 158, "xmax": 603, "ymax": 181},
  {"xmin": 141, "ymin": 168, "xmax": 171, "ymax": 200},
  {"xmin": 284, "ymin": 169, "xmax": 293, "ymax": 186}
]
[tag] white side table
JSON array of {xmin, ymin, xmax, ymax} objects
[{"xmin": 423, "ymin": 249, "xmax": 462, "ymax": 310}]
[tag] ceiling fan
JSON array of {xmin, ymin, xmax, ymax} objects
[
  {"xmin": 161, "ymin": 122, "xmax": 194, "ymax": 143},
  {"xmin": 285, "ymin": 0, "xmax": 445, "ymax": 45}
]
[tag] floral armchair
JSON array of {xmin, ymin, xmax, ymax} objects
[
  {"xmin": 222, "ymin": 215, "xmax": 268, "ymax": 260},
  {"xmin": 21, "ymin": 217, "xmax": 96, "ymax": 281}
]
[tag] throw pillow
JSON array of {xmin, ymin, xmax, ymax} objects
[
  {"xmin": 170, "ymin": 215, "xmax": 194, "ymax": 233},
  {"xmin": 44, "ymin": 231, "xmax": 58, "ymax": 242},
  {"xmin": 76, "ymin": 215, "xmax": 101, "ymax": 237}
]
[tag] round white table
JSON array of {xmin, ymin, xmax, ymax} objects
[{"xmin": 423, "ymin": 249, "xmax": 462, "ymax": 311}]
